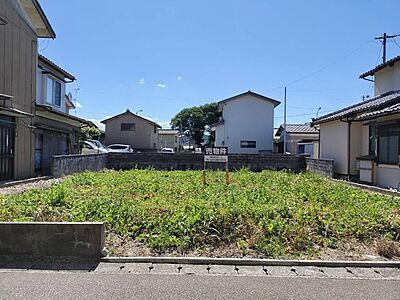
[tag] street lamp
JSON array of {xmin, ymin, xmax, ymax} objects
[
  {"xmin": 316, "ymin": 107, "xmax": 322, "ymax": 118},
  {"xmin": 136, "ymin": 109, "xmax": 143, "ymax": 115}
]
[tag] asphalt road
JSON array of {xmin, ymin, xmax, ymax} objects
[{"xmin": 0, "ymin": 271, "xmax": 399, "ymax": 300}]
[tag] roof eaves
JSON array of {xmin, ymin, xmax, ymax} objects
[
  {"xmin": 359, "ymin": 55, "xmax": 400, "ymax": 79},
  {"xmin": 38, "ymin": 54, "xmax": 75, "ymax": 81},
  {"xmin": 35, "ymin": 104, "xmax": 90, "ymax": 125},
  {"xmin": 218, "ymin": 90, "xmax": 281, "ymax": 107},
  {"xmin": 101, "ymin": 110, "xmax": 161, "ymax": 128}
]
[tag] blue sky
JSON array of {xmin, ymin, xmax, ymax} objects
[{"xmin": 39, "ymin": 0, "xmax": 400, "ymax": 129}]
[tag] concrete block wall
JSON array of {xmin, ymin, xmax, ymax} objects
[
  {"xmin": 0, "ymin": 222, "xmax": 105, "ymax": 257},
  {"xmin": 107, "ymin": 153, "xmax": 306, "ymax": 172},
  {"xmin": 306, "ymin": 158, "xmax": 334, "ymax": 177},
  {"xmin": 52, "ymin": 154, "xmax": 108, "ymax": 177}
]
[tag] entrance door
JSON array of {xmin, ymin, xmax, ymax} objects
[{"xmin": 0, "ymin": 116, "xmax": 15, "ymax": 181}]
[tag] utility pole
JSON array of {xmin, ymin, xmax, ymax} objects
[
  {"xmin": 73, "ymin": 88, "xmax": 80, "ymax": 116},
  {"xmin": 375, "ymin": 32, "xmax": 400, "ymax": 63},
  {"xmin": 283, "ymin": 87, "xmax": 287, "ymax": 154}
]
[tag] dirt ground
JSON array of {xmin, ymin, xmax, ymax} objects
[
  {"xmin": 0, "ymin": 177, "xmax": 64, "ymax": 195},
  {"xmin": 105, "ymin": 231, "xmax": 400, "ymax": 261}
]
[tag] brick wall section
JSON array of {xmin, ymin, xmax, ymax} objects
[
  {"xmin": 306, "ymin": 158, "xmax": 334, "ymax": 177},
  {"xmin": 52, "ymin": 154, "xmax": 108, "ymax": 177},
  {"xmin": 107, "ymin": 153, "xmax": 306, "ymax": 172}
]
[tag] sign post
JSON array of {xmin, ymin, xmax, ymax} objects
[{"xmin": 203, "ymin": 147, "xmax": 229, "ymax": 185}]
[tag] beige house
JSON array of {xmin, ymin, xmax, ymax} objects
[
  {"xmin": 158, "ymin": 129, "xmax": 179, "ymax": 152},
  {"xmin": 102, "ymin": 109, "xmax": 161, "ymax": 151},
  {"xmin": 0, "ymin": 0, "xmax": 55, "ymax": 180},
  {"xmin": 34, "ymin": 54, "xmax": 90, "ymax": 175},
  {"xmin": 275, "ymin": 124, "xmax": 319, "ymax": 156},
  {"xmin": 312, "ymin": 55, "xmax": 400, "ymax": 190}
]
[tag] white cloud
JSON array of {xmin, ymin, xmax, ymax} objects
[
  {"xmin": 88, "ymin": 119, "xmax": 105, "ymax": 131},
  {"xmin": 157, "ymin": 83, "xmax": 167, "ymax": 88},
  {"xmin": 138, "ymin": 78, "xmax": 145, "ymax": 84},
  {"xmin": 177, "ymin": 76, "xmax": 183, "ymax": 80},
  {"xmin": 75, "ymin": 101, "xmax": 83, "ymax": 108},
  {"xmin": 141, "ymin": 115, "xmax": 170, "ymax": 128}
]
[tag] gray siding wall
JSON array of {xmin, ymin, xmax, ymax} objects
[{"xmin": 0, "ymin": 0, "xmax": 38, "ymax": 179}]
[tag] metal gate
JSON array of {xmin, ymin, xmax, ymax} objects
[{"xmin": 0, "ymin": 117, "xmax": 15, "ymax": 181}]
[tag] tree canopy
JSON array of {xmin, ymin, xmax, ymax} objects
[
  {"xmin": 170, "ymin": 103, "xmax": 219, "ymax": 146},
  {"xmin": 80, "ymin": 126, "xmax": 101, "ymax": 142}
]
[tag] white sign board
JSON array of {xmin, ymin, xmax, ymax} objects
[
  {"xmin": 204, "ymin": 147, "xmax": 228, "ymax": 163},
  {"xmin": 204, "ymin": 155, "xmax": 228, "ymax": 163}
]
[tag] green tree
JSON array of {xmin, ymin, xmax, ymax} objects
[
  {"xmin": 170, "ymin": 103, "xmax": 219, "ymax": 146},
  {"xmin": 80, "ymin": 126, "xmax": 101, "ymax": 142}
]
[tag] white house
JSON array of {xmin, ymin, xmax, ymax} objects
[
  {"xmin": 312, "ymin": 55, "xmax": 400, "ymax": 190},
  {"xmin": 211, "ymin": 91, "xmax": 280, "ymax": 154}
]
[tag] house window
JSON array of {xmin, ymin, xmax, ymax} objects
[
  {"xmin": 46, "ymin": 77, "xmax": 62, "ymax": 106},
  {"xmin": 378, "ymin": 124, "xmax": 399, "ymax": 164},
  {"xmin": 121, "ymin": 123, "xmax": 135, "ymax": 131},
  {"xmin": 240, "ymin": 141, "xmax": 256, "ymax": 148},
  {"xmin": 369, "ymin": 125, "xmax": 377, "ymax": 156},
  {"xmin": 154, "ymin": 125, "xmax": 157, "ymax": 133}
]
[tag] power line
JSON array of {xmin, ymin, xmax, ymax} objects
[
  {"xmin": 265, "ymin": 39, "xmax": 374, "ymax": 93},
  {"xmin": 392, "ymin": 38, "xmax": 400, "ymax": 50}
]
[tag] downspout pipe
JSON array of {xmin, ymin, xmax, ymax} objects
[{"xmin": 340, "ymin": 114, "xmax": 357, "ymax": 180}]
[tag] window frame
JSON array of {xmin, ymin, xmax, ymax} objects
[
  {"xmin": 46, "ymin": 76, "xmax": 62, "ymax": 107},
  {"xmin": 240, "ymin": 140, "xmax": 257, "ymax": 148},
  {"xmin": 377, "ymin": 123, "xmax": 400, "ymax": 165},
  {"xmin": 120, "ymin": 123, "xmax": 136, "ymax": 132}
]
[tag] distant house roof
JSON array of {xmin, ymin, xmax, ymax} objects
[
  {"xmin": 359, "ymin": 55, "xmax": 400, "ymax": 79},
  {"xmin": 159, "ymin": 129, "xmax": 179, "ymax": 135},
  {"xmin": 101, "ymin": 109, "xmax": 162, "ymax": 128},
  {"xmin": 312, "ymin": 90, "xmax": 400, "ymax": 125},
  {"xmin": 20, "ymin": 0, "xmax": 56, "ymax": 38},
  {"xmin": 275, "ymin": 124, "xmax": 318, "ymax": 137},
  {"xmin": 38, "ymin": 54, "xmax": 76, "ymax": 81},
  {"xmin": 218, "ymin": 90, "xmax": 281, "ymax": 107}
]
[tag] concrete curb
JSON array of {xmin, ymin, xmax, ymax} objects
[
  {"xmin": 100, "ymin": 256, "xmax": 400, "ymax": 268},
  {"xmin": 332, "ymin": 179, "xmax": 400, "ymax": 197}
]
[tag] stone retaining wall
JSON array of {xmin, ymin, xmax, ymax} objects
[
  {"xmin": 306, "ymin": 158, "xmax": 334, "ymax": 177},
  {"xmin": 52, "ymin": 154, "xmax": 108, "ymax": 177}
]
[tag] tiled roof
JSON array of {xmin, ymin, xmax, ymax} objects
[
  {"xmin": 275, "ymin": 124, "xmax": 318, "ymax": 136},
  {"xmin": 356, "ymin": 102, "xmax": 400, "ymax": 120},
  {"xmin": 312, "ymin": 90, "xmax": 400, "ymax": 125},
  {"xmin": 359, "ymin": 56, "xmax": 400, "ymax": 78},
  {"xmin": 38, "ymin": 54, "xmax": 75, "ymax": 81}
]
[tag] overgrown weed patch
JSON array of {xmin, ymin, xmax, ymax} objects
[{"xmin": 0, "ymin": 169, "xmax": 399, "ymax": 257}]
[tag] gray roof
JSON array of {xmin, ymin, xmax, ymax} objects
[
  {"xmin": 159, "ymin": 129, "xmax": 179, "ymax": 134},
  {"xmin": 359, "ymin": 55, "xmax": 400, "ymax": 79},
  {"xmin": 101, "ymin": 109, "xmax": 161, "ymax": 128},
  {"xmin": 312, "ymin": 90, "xmax": 400, "ymax": 125},
  {"xmin": 275, "ymin": 124, "xmax": 318, "ymax": 136},
  {"xmin": 356, "ymin": 102, "xmax": 400, "ymax": 120}
]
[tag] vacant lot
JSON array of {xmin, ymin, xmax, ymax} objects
[{"xmin": 0, "ymin": 169, "xmax": 399, "ymax": 259}]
